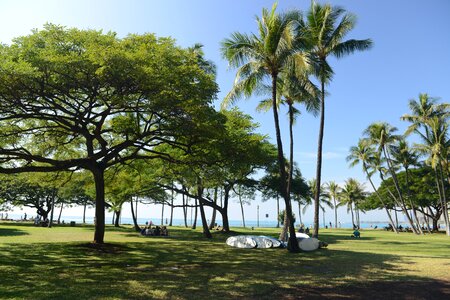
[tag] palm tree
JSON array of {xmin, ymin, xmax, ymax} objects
[
  {"xmin": 390, "ymin": 139, "xmax": 423, "ymax": 233},
  {"xmin": 221, "ymin": 4, "xmax": 303, "ymax": 251},
  {"xmin": 305, "ymin": 2, "xmax": 373, "ymax": 237},
  {"xmin": 257, "ymin": 64, "xmax": 320, "ymax": 240},
  {"xmin": 339, "ymin": 178, "xmax": 366, "ymax": 228},
  {"xmin": 401, "ymin": 93, "xmax": 450, "ymax": 235},
  {"xmin": 364, "ymin": 122, "xmax": 419, "ymax": 234},
  {"xmin": 304, "ymin": 179, "xmax": 333, "ymax": 230},
  {"xmin": 325, "ymin": 181, "xmax": 340, "ymax": 228},
  {"xmin": 414, "ymin": 117, "xmax": 450, "ymax": 236},
  {"xmin": 347, "ymin": 139, "xmax": 398, "ymax": 232}
]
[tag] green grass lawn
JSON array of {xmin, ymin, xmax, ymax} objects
[{"xmin": 1, "ymin": 222, "xmax": 449, "ymax": 299}]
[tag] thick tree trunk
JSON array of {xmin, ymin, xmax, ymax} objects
[
  {"xmin": 48, "ymin": 193, "xmax": 56, "ymax": 228},
  {"xmin": 114, "ymin": 208, "xmax": 121, "ymax": 227},
  {"xmin": 279, "ymin": 210, "xmax": 288, "ymax": 241},
  {"xmin": 130, "ymin": 197, "xmax": 141, "ymax": 232},
  {"xmin": 222, "ymin": 185, "xmax": 231, "ymax": 232},
  {"xmin": 313, "ymin": 79, "xmax": 326, "ymax": 238},
  {"xmin": 92, "ymin": 168, "xmax": 106, "ymax": 244},
  {"xmin": 271, "ymin": 74, "xmax": 300, "ymax": 252}
]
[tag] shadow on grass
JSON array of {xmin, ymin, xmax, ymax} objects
[
  {"xmin": 0, "ymin": 227, "xmax": 29, "ymax": 237},
  {"xmin": 1, "ymin": 227, "xmax": 448, "ymax": 299}
]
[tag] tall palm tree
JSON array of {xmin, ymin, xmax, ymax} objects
[
  {"xmin": 347, "ymin": 139, "xmax": 398, "ymax": 232},
  {"xmin": 221, "ymin": 4, "xmax": 303, "ymax": 252},
  {"xmin": 325, "ymin": 181, "xmax": 340, "ymax": 228},
  {"xmin": 364, "ymin": 122, "xmax": 419, "ymax": 233},
  {"xmin": 305, "ymin": 2, "xmax": 373, "ymax": 237},
  {"xmin": 257, "ymin": 64, "xmax": 320, "ymax": 240}
]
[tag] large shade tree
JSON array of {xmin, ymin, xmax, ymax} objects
[
  {"xmin": 305, "ymin": 2, "xmax": 372, "ymax": 237},
  {"xmin": 0, "ymin": 25, "xmax": 219, "ymax": 243}
]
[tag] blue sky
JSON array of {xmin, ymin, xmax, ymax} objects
[{"xmin": 1, "ymin": 0, "xmax": 449, "ymax": 224}]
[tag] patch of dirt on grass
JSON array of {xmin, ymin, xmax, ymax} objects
[{"xmin": 270, "ymin": 280, "xmax": 450, "ymax": 300}]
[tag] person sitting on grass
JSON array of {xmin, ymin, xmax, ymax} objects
[
  {"xmin": 161, "ymin": 226, "xmax": 168, "ymax": 236},
  {"xmin": 305, "ymin": 227, "xmax": 310, "ymax": 235},
  {"xmin": 351, "ymin": 229, "xmax": 361, "ymax": 238}
]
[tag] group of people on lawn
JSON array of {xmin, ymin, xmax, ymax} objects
[{"xmin": 140, "ymin": 221, "xmax": 168, "ymax": 236}]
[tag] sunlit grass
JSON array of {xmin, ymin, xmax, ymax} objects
[{"xmin": 1, "ymin": 222, "xmax": 449, "ymax": 299}]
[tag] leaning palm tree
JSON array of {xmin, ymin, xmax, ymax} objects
[
  {"xmin": 221, "ymin": 4, "xmax": 303, "ymax": 252},
  {"xmin": 364, "ymin": 122, "xmax": 419, "ymax": 234},
  {"xmin": 325, "ymin": 181, "xmax": 340, "ymax": 228},
  {"xmin": 347, "ymin": 139, "xmax": 398, "ymax": 232},
  {"xmin": 305, "ymin": 2, "xmax": 373, "ymax": 237},
  {"xmin": 390, "ymin": 139, "xmax": 423, "ymax": 233}
]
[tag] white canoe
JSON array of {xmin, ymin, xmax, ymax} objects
[
  {"xmin": 226, "ymin": 236, "xmax": 257, "ymax": 248},
  {"xmin": 295, "ymin": 232, "xmax": 310, "ymax": 239},
  {"xmin": 299, "ymin": 237, "xmax": 320, "ymax": 251}
]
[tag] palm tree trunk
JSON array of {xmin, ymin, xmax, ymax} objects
[
  {"xmin": 83, "ymin": 202, "xmax": 87, "ymax": 224},
  {"xmin": 436, "ymin": 163, "xmax": 450, "ymax": 236},
  {"xmin": 238, "ymin": 187, "xmax": 246, "ymax": 228},
  {"xmin": 383, "ymin": 146, "xmax": 418, "ymax": 234},
  {"xmin": 48, "ymin": 194, "xmax": 55, "ymax": 228},
  {"xmin": 191, "ymin": 198, "xmax": 198, "ymax": 230},
  {"xmin": 130, "ymin": 196, "xmax": 141, "ymax": 232},
  {"xmin": 57, "ymin": 203, "xmax": 63, "ymax": 224},
  {"xmin": 298, "ymin": 202, "xmax": 302, "ymax": 226},
  {"xmin": 276, "ymin": 195, "xmax": 280, "ymax": 228},
  {"xmin": 405, "ymin": 167, "xmax": 423, "ymax": 234},
  {"xmin": 394, "ymin": 209, "xmax": 399, "ymax": 228},
  {"xmin": 161, "ymin": 202, "xmax": 164, "ymax": 226},
  {"xmin": 364, "ymin": 167, "xmax": 398, "ymax": 233},
  {"xmin": 313, "ymin": 79, "xmax": 326, "ymax": 238},
  {"xmin": 271, "ymin": 74, "xmax": 299, "ymax": 252},
  {"xmin": 197, "ymin": 181, "xmax": 212, "ymax": 238},
  {"xmin": 350, "ymin": 204, "xmax": 355, "ymax": 228},
  {"xmin": 183, "ymin": 194, "xmax": 188, "ymax": 228},
  {"xmin": 209, "ymin": 187, "xmax": 218, "ymax": 229},
  {"xmin": 333, "ymin": 198, "xmax": 337, "ymax": 229},
  {"xmin": 169, "ymin": 186, "xmax": 174, "ymax": 226}
]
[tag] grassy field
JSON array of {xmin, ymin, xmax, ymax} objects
[{"xmin": 1, "ymin": 222, "xmax": 449, "ymax": 299}]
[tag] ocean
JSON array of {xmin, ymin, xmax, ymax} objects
[{"xmin": 12, "ymin": 214, "xmax": 389, "ymax": 229}]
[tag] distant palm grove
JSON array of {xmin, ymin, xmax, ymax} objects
[{"xmin": 0, "ymin": 1, "xmax": 448, "ymax": 254}]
